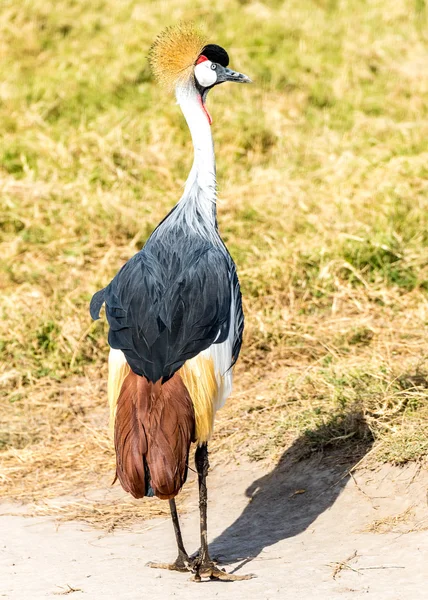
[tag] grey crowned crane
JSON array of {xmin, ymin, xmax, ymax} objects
[{"xmin": 90, "ymin": 23, "xmax": 251, "ymax": 582}]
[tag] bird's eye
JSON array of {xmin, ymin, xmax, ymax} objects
[{"xmin": 211, "ymin": 64, "xmax": 217, "ymax": 70}]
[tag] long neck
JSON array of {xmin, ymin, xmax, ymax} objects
[{"xmin": 175, "ymin": 84, "xmax": 217, "ymax": 229}]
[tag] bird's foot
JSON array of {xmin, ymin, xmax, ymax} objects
[
  {"xmin": 147, "ymin": 551, "xmax": 190, "ymax": 573},
  {"xmin": 191, "ymin": 557, "xmax": 255, "ymax": 582},
  {"xmin": 148, "ymin": 553, "xmax": 255, "ymax": 581}
]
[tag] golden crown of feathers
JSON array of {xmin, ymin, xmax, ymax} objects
[{"xmin": 149, "ymin": 23, "xmax": 208, "ymax": 91}]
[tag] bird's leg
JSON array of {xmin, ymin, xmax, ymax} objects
[
  {"xmin": 196, "ymin": 443, "xmax": 210, "ymax": 562},
  {"xmin": 192, "ymin": 443, "xmax": 253, "ymax": 582},
  {"xmin": 147, "ymin": 498, "xmax": 190, "ymax": 572},
  {"xmin": 169, "ymin": 497, "xmax": 191, "ymax": 570}
]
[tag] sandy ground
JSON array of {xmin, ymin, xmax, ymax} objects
[{"xmin": 1, "ymin": 456, "xmax": 427, "ymax": 600}]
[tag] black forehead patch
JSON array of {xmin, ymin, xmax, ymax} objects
[{"xmin": 200, "ymin": 44, "xmax": 229, "ymax": 67}]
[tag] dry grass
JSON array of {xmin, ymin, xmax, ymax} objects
[
  {"xmin": 364, "ymin": 507, "xmax": 416, "ymax": 534},
  {"xmin": 1, "ymin": 0, "xmax": 428, "ymax": 527}
]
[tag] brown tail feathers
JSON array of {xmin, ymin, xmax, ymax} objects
[{"xmin": 114, "ymin": 370, "xmax": 195, "ymax": 500}]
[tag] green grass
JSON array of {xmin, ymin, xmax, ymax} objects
[
  {"xmin": 1, "ymin": 0, "xmax": 428, "ymax": 507},
  {"xmin": 238, "ymin": 366, "xmax": 428, "ymax": 465}
]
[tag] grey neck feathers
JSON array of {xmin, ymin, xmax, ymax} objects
[{"xmin": 163, "ymin": 83, "xmax": 218, "ymax": 240}]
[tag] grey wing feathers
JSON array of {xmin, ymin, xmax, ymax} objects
[
  {"xmin": 90, "ymin": 288, "xmax": 106, "ymax": 320},
  {"xmin": 90, "ymin": 234, "xmax": 238, "ymax": 382},
  {"xmin": 230, "ymin": 268, "xmax": 244, "ymax": 367}
]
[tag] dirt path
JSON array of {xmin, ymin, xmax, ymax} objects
[{"xmin": 1, "ymin": 457, "xmax": 427, "ymax": 599}]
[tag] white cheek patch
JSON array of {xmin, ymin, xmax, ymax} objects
[{"xmin": 194, "ymin": 61, "xmax": 217, "ymax": 88}]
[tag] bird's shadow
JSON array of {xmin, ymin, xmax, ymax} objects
[{"xmin": 209, "ymin": 409, "xmax": 373, "ymax": 567}]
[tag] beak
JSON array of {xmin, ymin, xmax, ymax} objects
[{"xmin": 222, "ymin": 67, "xmax": 252, "ymax": 84}]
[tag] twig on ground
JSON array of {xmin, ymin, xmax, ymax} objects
[
  {"xmin": 330, "ymin": 550, "xmax": 358, "ymax": 579},
  {"xmin": 53, "ymin": 584, "xmax": 83, "ymax": 596}
]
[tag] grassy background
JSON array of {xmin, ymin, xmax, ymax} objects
[{"xmin": 1, "ymin": 0, "xmax": 427, "ymax": 520}]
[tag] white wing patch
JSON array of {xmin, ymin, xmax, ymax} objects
[
  {"xmin": 200, "ymin": 339, "xmax": 233, "ymax": 411},
  {"xmin": 200, "ymin": 279, "xmax": 236, "ymax": 411}
]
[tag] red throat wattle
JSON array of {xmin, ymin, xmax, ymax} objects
[{"xmin": 198, "ymin": 94, "xmax": 212, "ymax": 126}]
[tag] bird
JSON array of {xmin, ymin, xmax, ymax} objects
[{"xmin": 90, "ymin": 23, "xmax": 251, "ymax": 582}]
